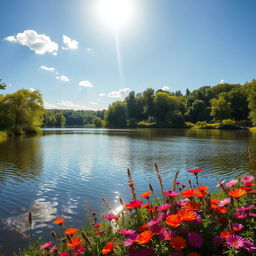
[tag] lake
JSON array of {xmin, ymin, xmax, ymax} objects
[{"xmin": 0, "ymin": 128, "xmax": 255, "ymax": 255}]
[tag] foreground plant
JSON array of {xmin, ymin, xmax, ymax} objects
[{"xmin": 21, "ymin": 168, "xmax": 256, "ymax": 256}]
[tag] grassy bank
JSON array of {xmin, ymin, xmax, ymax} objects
[
  {"xmin": 20, "ymin": 166, "xmax": 256, "ymax": 256},
  {"xmin": 0, "ymin": 131, "xmax": 8, "ymax": 142},
  {"xmin": 250, "ymin": 127, "xmax": 256, "ymax": 133}
]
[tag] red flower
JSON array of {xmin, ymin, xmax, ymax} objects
[
  {"xmin": 67, "ymin": 237, "xmax": 82, "ymax": 248},
  {"xmin": 53, "ymin": 217, "xmax": 65, "ymax": 225},
  {"xmin": 140, "ymin": 192, "xmax": 151, "ymax": 199},
  {"xmin": 102, "ymin": 241, "xmax": 114, "ymax": 255},
  {"xmin": 169, "ymin": 236, "xmax": 187, "ymax": 250},
  {"xmin": 182, "ymin": 189, "xmax": 196, "ymax": 198},
  {"xmin": 166, "ymin": 214, "xmax": 182, "ymax": 227},
  {"xmin": 187, "ymin": 169, "xmax": 203, "ymax": 174},
  {"xmin": 124, "ymin": 200, "xmax": 144, "ymax": 210},
  {"xmin": 136, "ymin": 230, "xmax": 153, "ymax": 244},
  {"xmin": 65, "ymin": 228, "xmax": 78, "ymax": 236}
]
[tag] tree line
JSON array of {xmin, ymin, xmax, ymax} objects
[{"xmin": 104, "ymin": 80, "xmax": 256, "ymax": 128}]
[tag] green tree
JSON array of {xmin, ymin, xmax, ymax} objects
[
  {"xmin": 210, "ymin": 93, "xmax": 232, "ymax": 120},
  {"xmin": 186, "ymin": 99, "xmax": 209, "ymax": 122},
  {"xmin": 93, "ymin": 117, "xmax": 102, "ymax": 128},
  {"xmin": 0, "ymin": 89, "xmax": 44, "ymax": 134},
  {"xmin": 105, "ymin": 101, "xmax": 127, "ymax": 128},
  {"xmin": 55, "ymin": 112, "xmax": 66, "ymax": 127},
  {"xmin": 143, "ymin": 88, "xmax": 155, "ymax": 117},
  {"xmin": 0, "ymin": 79, "xmax": 6, "ymax": 91},
  {"xmin": 248, "ymin": 82, "xmax": 256, "ymax": 125}
]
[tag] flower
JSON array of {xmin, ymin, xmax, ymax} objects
[
  {"xmin": 50, "ymin": 245, "xmax": 57, "ymax": 253},
  {"xmin": 225, "ymin": 179, "xmax": 238, "ymax": 187},
  {"xmin": 188, "ymin": 232, "xmax": 203, "ymax": 248},
  {"xmin": 163, "ymin": 191, "xmax": 179, "ymax": 197},
  {"xmin": 184, "ymin": 202, "xmax": 201, "ymax": 211},
  {"xmin": 187, "ymin": 169, "xmax": 203, "ymax": 174},
  {"xmin": 124, "ymin": 200, "xmax": 144, "ymax": 210},
  {"xmin": 169, "ymin": 236, "xmax": 187, "ymax": 250},
  {"xmin": 120, "ymin": 229, "xmax": 136, "ymax": 236},
  {"xmin": 72, "ymin": 245, "xmax": 86, "ymax": 256},
  {"xmin": 226, "ymin": 235, "xmax": 245, "ymax": 249},
  {"xmin": 241, "ymin": 176, "xmax": 254, "ymax": 183},
  {"xmin": 228, "ymin": 188, "xmax": 247, "ymax": 198},
  {"xmin": 237, "ymin": 204, "xmax": 255, "ymax": 211},
  {"xmin": 232, "ymin": 223, "xmax": 244, "ymax": 232},
  {"xmin": 65, "ymin": 228, "xmax": 78, "ymax": 236},
  {"xmin": 182, "ymin": 189, "xmax": 196, "ymax": 197},
  {"xmin": 166, "ymin": 214, "xmax": 182, "ymax": 227},
  {"xmin": 67, "ymin": 237, "xmax": 82, "ymax": 248},
  {"xmin": 217, "ymin": 198, "xmax": 231, "ymax": 207},
  {"xmin": 196, "ymin": 186, "xmax": 208, "ymax": 192},
  {"xmin": 220, "ymin": 231, "xmax": 233, "ymax": 239},
  {"xmin": 233, "ymin": 211, "xmax": 247, "ymax": 219},
  {"xmin": 53, "ymin": 217, "xmax": 65, "ymax": 225},
  {"xmin": 178, "ymin": 209, "xmax": 197, "ymax": 221},
  {"xmin": 103, "ymin": 214, "xmax": 119, "ymax": 220},
  {"xmin": 216, "ymin": 180, "xmax": 225, "ymax": 187},
  {"xmin": 157, "ymin": 203, "xmax": 171, "ymax": 211},
  {"xmin": 140, "ymin": 191, "xmax": 151, "ymax": 199},
  {"xmin": 159, "ymin": 230, "xmax": 174, "ymax": 241},
  {"xmin": 96, "ymin": 229, "xmax": 104, "ymax": 234},
  {"xmin": 124, "ymin": 233, "xmax": 138, "ymax": 247},
  {"xmin": 142, "ymin": 202, "xmax": 150, "ymax": 208},
  {"xmin": 136, "ymin": 230, "xmax": 153, "ymax": 244},
  {"xmin": 59, "ymin": 252, "xmax": 69, "ymax": 256},
  {"xmin": 40, "ymin": 241, "xmax": 53, "ymax": 250},
  {"xmin": 102, "ymin": 241, "xmax": 114, "ymax": 255}
]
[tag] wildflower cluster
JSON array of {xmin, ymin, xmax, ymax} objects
[{"xmin": 22, "ymin": 169, "xmax": 256, "ymax": 256}]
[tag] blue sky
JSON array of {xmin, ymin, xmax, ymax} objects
[{"xmin": 0, "ymin": 0, "xmax": 256, "ymax": 110}]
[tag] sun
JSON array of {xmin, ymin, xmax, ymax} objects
[{"xmin": 96, "ymin": 0, "xmax": 135, "ymax": 30}]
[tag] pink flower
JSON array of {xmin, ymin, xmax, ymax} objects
[
  {"xmin": 226, "ymin": 235, "xmax": 245, "ymax": 249},
  {"xmin": 232, "ymin": 223, "xmax": 244, "ymax": 232},
  {"xmin": 157, "ymin": 203, "xmax": 171, "ymax": 212},
  {"xmin": 188, "ymin": 232, "xmax": 203, "ymax": 248},
  {"xmin": 124, "ymin": 233, "xmax": 138, "ymax": 247},
  {"xmin": 72, "ymin": 245, "xmax": 86, "ymax": 256},
  {"xmin": 237, "ymin": 205, "xmax": 255, "ymax": 211},
  {"xmin": 233, "ymin": 211, "xmax": 247, "ymax": 219},
  {"xmin": 103, "ymin": 214, "xmax": 119, "ymax": 220},
  {"xmin": 150, "ymin": 224, "xmax": 165, "ymax": 234},
  {"xmin": 50, "ymin": 245, "xmax": 57, "ymax": 253},
  {"xmin": 225, "ymin": 179, "xmax": 238, "ymax": 187},
  {"xmin": 120, "ymin": 229, "xmax": 136, "ymax": 236},
  {"xmin": 40, "ymin": 241, "xmax": 53, "ymax": 250},
  {"xmin": 59, "ymin": 252, "xmax": 69, "ymax": 256},
  {"xmin": 163, "ymin": 191, "xmax": 179, "ymax": 197},
  {"xmin": 216, "ymin": 180, "xmax": 225, "ymax": 187},
  {"xmin": 159, "ymin": 230, "xmax": 174, "ymax": 241},
  {"xmin": 147, "ymin": 216, "xmax": 162, "ymax": 227},
  {"xmin": 218, "ymin": 198, "xmax": 231, "ymax": 207},
  {"xmin": 241, "ymin": 176, "xmax": 254, "ymax": 184}
]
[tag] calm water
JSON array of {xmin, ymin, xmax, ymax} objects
[{"xmin": 0, "ymin": 128, "xmax": 256, "ymax": 255}]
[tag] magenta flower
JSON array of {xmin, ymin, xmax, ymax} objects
[
  {"xmin": 216, "ymin": 180, "xmax": 225, "ymax": 187},
  {"xmin": 218, "ymin": 198, "xmax": 231, "ymax": 207},
  {"xmin": 157, "ymin": 203, "xmax": 171, "ymax": 212},
  {"xmin": 237, "ymin": 204, "xmax": 255, "ymax": 211},
  {"xmin": 40, "ymin": 241, "xmax": 53, "ymax": 250},
  {"xmin": 243, "ymin": 239, "xmax": 256, "ymax": 253},
  {"xmin": 124, "ymin": 233, "xmax": 138, "ymax": 247},
  {"xmin": 103, "ymin": 214, "xmax": 119, "ymax": 220},
  {"xmin": 225, "ymin": 179, "xmax": 238, "ymax": 187},
  {"xmin": 159, "ymin": 230, "xmax": 174, "ymax": 241},
  {"xmin": 59, "ymin": 252, "xmax": 69, "ymax": 256},
  {"xmin": 163, "ymin": 191, "xmax": 179, "ymax": 197},
  {"xmin": 50, "ymin": 245, "xmax": 57, "ymax": 253},
  {"xmin": 168, "ymin": 253, "xmax": 183, "ymax": 256},
  {"xmin": 147, "ymin": 216, "xmax": 162, "ymax": 227},
  {"xmin": 212, "ymin": 235, "xmax": 223, "ymax": 245},
  {"xmin": 150, "ymin": 224, "xmax": 165, "ymax": 234},
  {"xmin": 120, "ymin": 229, "xmax": 136, "ymax": 236},
  {"xmin": 188, "ymin": 232, "xmax": 203, "ymax": 248},
  {"xmin": 176, "ymin": 198, "xmax": 190, "ymax": 206},
  {"xmin": 72, "ymin": 245, "xmax": 86, "ymax": 256},
  {"xmin": 232, "ymin": 223, "xmax": 244, "ymax": 232},
  {"xmin": 241, "ymin": 176, "xmax": 254, "ymax": 183},
  {"xmin": 249, "ymin": 212, "xmax": 256, "ymax": 217},
  {"xmin": 226, "ymin": 235, "xmax": 245, "ymax": 249},
  {"xmin": 233, "ymin": 211, "xmax": 247, "ymax": 219}
]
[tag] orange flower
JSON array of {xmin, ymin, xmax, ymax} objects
[
  {"xmin": 136, "ymin": 223, "xmax": 148, "ymax": 233},
  {"xmin": 228, "ymin": 189, "xmax": 247, "ymax": 198},
  {"xmin": 67, "ymin": 237, "xmax": 82, "ymax": 248},
  {"xmin": 194, "ymin": 191, "xmax": 207, "ymax": 198},
  {"xmin": 166, "ymin": 214, "xmax": 182, "ymax": 227},
  {"xmin": 178, "ymin": 209, "xmax": 197, "ymax": 221},
  {"xmin": 182, "ymin": 189, "xmax": 196, "ymax": 198},
  {"xmin": 140, "ymin": 191, "xmax": 151, "ymax": 199},
  {"xmin": 65, "ymin": 228, "xmax": 78, "ymax": 236},
  {"xmin": 184, "ymin": 202, "xmax": 201, "ymax": 211},
  {"xmin": 142, "ymin": 203, "xmax": 150, "ymax": 208},
  {"xmin": 216, "ymin": 207, "xmax": 228, "ymax": 214},
  {"xmin": 187, "ymin": 253, "xmax": 201, "ymax": 256},
  {"xmin": 220, "ymin": 230, "xmax": 233, "ymax": 239},
  {"xmin": 169, "ymin": 236, "xmax": 187, "ymax": 250},
  {"xmin": 196, "ymin": 186, "xmax": 208, "ymax": 192},
  {"xmin": 53, "ymin": 217, "xmax": 65, "ymax": 225},
  {"xmin": 102, "ymin": 241, "xmax": 114, "ymax": 255},
  {"xmin": 210, "ymin": 199, "xmax": 220, "ymax": 204},
  {"xmin": 136, "ymin": 230, "xmax": 153, "ymax": 244}
]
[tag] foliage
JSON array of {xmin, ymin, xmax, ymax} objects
[
  {"xmin": 21, "ymin": 169, "xmax": 256, "ymax": 256},
  {"xmin": 0, "ymin": 79, "xmax": 7, "ymax": 91},
  {"xmin": 0, "ymin": 89, "xmax": 44, "ymax": 134},
  {"xmin": 137, "ymin": 121, "xmax": 157, "ymax": 128},
  {"xmin": 105, "ymin": 101, "xmax": 127, "ymax": 128},
  {"xmin": 93, "ymin": 117, "xmax": 103, "ymax": 128},
  {"xmin": 0, "ymin": 131, "xmax": 7, "ymax": 143}
]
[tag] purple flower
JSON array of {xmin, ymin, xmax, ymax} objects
[
  {"xmin": 218, "ymin": 198, "xmax": 231, "ymax": 207},
  {"xmin": 241, "ymin": 176, "xmax": 254, "ymax": 184},
  {"xmin": 150, "ymin": 224, "xmax": 165, "ymax": 234},
  {"xmin": 188, "ymin": 232, "xmax": 203, "ymax": 248},
  {"xmin": 233, "ymin": 211, "xmax": 247, "ymax": 219},
  {"xmin": 232, "ymin": 223, "xmax": 244, "ymax": 232},
  {"xmin": 157, "ymin": 203, "xmax": 171, "ymax": 212},
  {"xmin": 159, "ymin": 230, "xmax": 174, "ymax": 241},
  {"xmin": 243, "ymin": 239, "xmax": 256, "ymax": 253},
  {"xmin": 226, "ymin": 235, "xmax": 245, "ymax": 249},
  {"xmin": 212, "ymin": 235, "xmax": 223, "ymax": 245},
  {"xmin": 120, "ymin": 229, "xmax": 136, "ymax": 236},
  {"xmin": 40, "ymin": 241, "xmax": 53, "ymax": 250},
  {"xmin": 124, "ymin": 233, "xmax": 138, "ymax": 247},
  {"xmin": 237, "ymin": 204, "xmax": 255, "ymax": 211},
  {"xmin": 147, "ymin": 215, "xmax": 162, "ymax": 227},
  {"xmin": 163, "ymin": 191, "xmax": 179, "ymax": 197}
]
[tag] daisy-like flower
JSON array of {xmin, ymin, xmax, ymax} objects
[
  {"xmin": 157, "ymin": 203, "xmax": 171, "ymax": 212},
  {"xmin": 102, "ymin": 241, "xmax": 114, "ymax": 255},
  {"xmin": 218, "ymin": 198, "xmax": 231, "ymax": 207},
  {"xmin": 59, "ymin": 252, "xmax": 69, "ymax": 256},
  {"xmin": 241, "ymin": 176, "xmax": 254, "ymax": 184},
  {"xmin": 124, "ymin": 233, "xmax": 138, "ymax": 247},
  {"xmin": 159, "ymin": 230, "xmax": 174, "ymax": 241},
  {"xmin": 103, "ymin": 214, "xmax": 119, "ymax": 220},
  {"xmin": 49, "ymin": 245, "xmax": 57, "ymax": 253},
  {"xmin": 226, "ymin": 234, "xmax": 245, "ymax": 249},
  {"xmin": 40, "ymin": 241, "xmax": 53, "ymax": 251},
  {"xmin": 147, "ymin": 215, "xmax": 162, "ymax": 227},
  {"xmin": 232, "ymin": 223, "xmax": 244, "ymax": 232},
  {"xmin": 72, "ymin": 245, "xmax": 86, "ymax": 256},
  {"xmin": 187, "ymin": 168, "xmax": 203, "ymax": 174},
  {"xmin": 233, "ymin": 211, "xmax": 247, "ymax": 219},
  {"xmin": 163, "ymin": 191, "xmax": 179, "ymax": 197},
  {"xmin": 225, "ymin": 179, "xmax": 238, "ymax": 187},
  {"xmin": 228, "ymin": 188, "xmax": 247, "ymax": 198},
  {"xmin": 136, "ymin": 230, "xmax": 153, "ymax": 244},
  {"xmin": 243, "ymin": 239, "xmax": 256, "ymax": 253},
  {"xmin": 120, "ymin": 229, "xmax": 136, "ymax": 236},
  {"xmin": 216, "ymin": 180, "xmax": 225, "ymax": 187},
  {"xmin": 96, "ymin": 229, "xmax": 104, "ymax": 234},
  {"xmin": 237, "ymin": 204, "xmax": 255, "ymax": 211},
  {"xmin": 150, "ymin": 224, "xmax": 165, "ymax": 234},
  {"xmin": 169, "ymin": 236, "xmax": 187, "ymax": 250},
  {"xmin": 188, "ymin": 232, "xmax": 203, "ymax": 248},
  {"xmin": 124, "ymin": 200, "xmax": 144, "ymax": 210}
]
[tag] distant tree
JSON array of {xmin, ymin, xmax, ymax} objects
[
  {"xmin": 0, "ymin": 79, "xmax": 6, "ymax": 91},
  {"xmin": 185, "ymin": 88, "xmax": 191, "ymax": 96},
  {"xmin": 247, "ymin": 81, "xmax": 256, "ymax": 125},
  {"xmin": 143, "ymin": 88, "xmax": 155, "ymax": 117},
  {"xmin": 55, "ymin": 112, "xmax": 66, "ymax": 127},
  {"xmin": 210, "ymin": 93, "xmax": 232, "ymax": 120},
  {"xmin": 93, "ymin": 117, "xmax": 102, "ymax": 128},
  {"xmin": 186, "ymin": 99, "xmax": 209, "ymax": 122},
  {"xmin": 105, "ymin": 101, "xmax": 127, "ymax": 128},
  {"xmin": 43, "ymin": 110, "xmax": 57, "ymax": 127}
]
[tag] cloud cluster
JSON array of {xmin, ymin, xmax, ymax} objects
[
  {"xmin": 4, "ymin": 30, "xmax": 58, "ymax": 55},
  {"xmin": 56, "ymin": 75, "xmax": 69, "ymax": 82},
  {"xmin": 62, "ymin": 35, "xmax": 78, "ymax": 50},
  {"xmin": 39, "ymin": 65, "xmax": 55, "ymax": 72},
  {"xmin": 44, "ymin": 100, "xmax": 98, "ymax": 110},
  {"xmin": 78, "ymin": 81, "xmax": 93, "ymax": 88},
  {"xmin": 107, "ymin": 88, "xmax": 131, "ymax": 98},
  {"xmin": 161, "ymin": 86, "xmax": 170, "ymax": 91}
]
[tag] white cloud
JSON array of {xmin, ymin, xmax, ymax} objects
[
  {"xmin": 62, "ymin": 35, "xmax": 78, "ymax": 50},
  {"xmin": 78, "ymin": 80, "xmax": 93, "ymax": 88},
  {"xmin": 58, "ymin": 100, "xmax": 90, "ymax": 110},
  {"xmin": 99, "ymin": 93, "xmax": 106, "ymax": 97},
  {"xmin": 162, "ymin": 86, "xmax": 170, "ymax": 91},
  {"xmin": 220, "ymin": 80, "xmax": 224, "ymax": 84},
  {"xmin": 44, "ymin": 102, "xmax": 58, "ymax": 109},
  {"xmin": 4, "ymin": 30, "xmax": 58, "ymax": 55},
  {"xmin": 87, "ymin": 48, "xmax": 94, "ymax": 54},
  {"xmin": 89, "ymin": 102, "xmax": 98, "ymax": 105},
  {"xmin": 108, "ymin": 88, "xmax": 131, "ymax": 98},
  {"xmin": 39, "ymin": 65, "xmax": 55, "ymax": 72},
  {"xmin": 28, "ymin": 88, "xmax": 35, "ymax": 92},
  {"xmin": 56, "ymin": 75, "xmax": 69, "ymax": 82}
]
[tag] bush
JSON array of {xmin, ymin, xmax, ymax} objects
[
  {"xmin": 219, "ymin": 119, "xmax": 237, "ymax": 129},
  {"xmin": 137, "ymin": 121, "xmax": 157, "ymax": 128}
]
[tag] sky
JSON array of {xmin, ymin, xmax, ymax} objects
[{"xmin": 0, "ymin": 0, "xmax": 256, "ymax": 110}]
